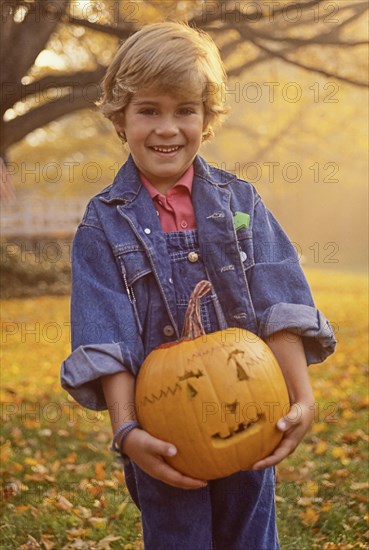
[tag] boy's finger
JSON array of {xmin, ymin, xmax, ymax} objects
[
  {"xmin": 277, "ymin": 402, "xmax": 310, "ymax": 431},
  {"xmin": 153, "ymin": 461, "xmax": 208, "ymax": 490},
  {"xmin": 145, "ymin": 434, "xmax": 178, "ymax": 457},
  {"xmin": 251, "ymin": 437, "xmax": 298, "ymax": 470},
  {"xmin": 277, "ymin": 416, "xmax": 299, "ymax": 431}
]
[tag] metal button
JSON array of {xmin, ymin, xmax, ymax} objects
[
  {"xmin": 168, "ymin": 277, "xmax": 173, "ymax": 284},
  {"xmin": 163, "ymin": 325, "xmax": 175, "ymax": 337},
  {"xmin": 188, "ymin": 251, "xmax": 199, "ymax": 263},
  {"xmin": 240, "ymin": 251, "xmax": 247, "ymax": 262},
  {"xmin": 144, "ymin": 228, "xmax": 151, "ymax": 234}
]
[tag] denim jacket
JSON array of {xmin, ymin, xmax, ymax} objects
[{"xmin": 61, "ymin": 155, "xmax": 336, "ymax": 410}]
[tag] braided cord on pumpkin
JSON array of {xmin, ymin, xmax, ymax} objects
[{"xmin": 181, "ymin": 280, "xmax": 212, "ymax": 339}]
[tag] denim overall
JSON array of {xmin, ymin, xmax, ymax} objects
[
  {"xmin": 61, "ymin": 155, "xmax": 336, "ymax": 412},
  {"xmin": 123, "ymin": 229, "xmax": 280, "ymax": 550}
]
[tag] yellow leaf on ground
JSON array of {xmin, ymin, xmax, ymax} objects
[
  {"xmin": 40, "ymin": 534, "xmax": 56, "ymax": 550},
  {"xmin": 19, "ymin": 535, "xmax": 41, "ymax": 549},
  {"xmin": 334, "ymin": 469, "xmax": 350, "ymax": 478},
  {"xmin": 300, "ymin": 508, "xmax": 320, "ymax": 526},
  {"xmin": 15, "ymin": 505, "xmax": 31, "ymax": 513},
  {"xmin": 88, "ymin": 517, "xmax": 108, "ymax": 528},
  {"xmin": 66, "ymin": 528, "xmax": 90, "ymax": 540},
  {"xmin": 73, "ymin": 505, "xmax": 92, "ymax": 519},
  {"xmin": 342, "ymin": 409, "xmax": 355, "ymax": 420},
  {"xmin": 302, "ymin": 481, "xmax": 319, "ymax": 498},
  {"xmin": 312, "ymin": 423, "xmax": 328, "ymax": 434},
  {"xmin": 321, "ymin": 501, "xmax": 332, "ymax": 513},
  {"xmin": 331, "ymin": 447, "xmax": 350, "ymax": 464},
  {"xmin": 54, "ymin": 495, "xmax": 73, "ymax": 511},
  {"xmin": 315, "ymin": 440, "xmax": 329, "ymax": 455},
  {"xmin": 351, "ymin": 482, "xmax": 369, "ymax": 491},
  {"xmin": 24, "ymin": 457, "xmax": 38, "ymax": 466},
  {"xmin": 95, "ymin": 461, "xmax": 106, "ymax": 481}
]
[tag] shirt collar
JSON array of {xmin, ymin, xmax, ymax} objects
[{"xmin": 139, "ymin": 164, "xmax": 194, "ymax": 199}]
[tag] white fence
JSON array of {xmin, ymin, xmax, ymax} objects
[{"xmin": 1, "ymin": 198, "xmax": 87, "ymax": 237}]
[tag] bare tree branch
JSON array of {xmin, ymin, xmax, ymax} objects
[
  {"xmin": 2, "ymin": 88, "xmax": 99, "ymax": 152},
  {"xmin": 250, "ymin": 36, "xmax": 369, "ymax": 88},
  {"xmin": 0, "ymin": 0, "xmax": 68, "ymax": 86},
  {"xmin": 67, "ymin": 15, "xmax": 134, "ymax": 39},
  {"xmin": 1, "ymin": 67, "xmax": 106, "ymax": 115}
]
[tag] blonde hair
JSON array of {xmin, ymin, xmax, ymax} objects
[{"xmin": 98, "ymin": 21, "xmax": 229, "ymax": 141}]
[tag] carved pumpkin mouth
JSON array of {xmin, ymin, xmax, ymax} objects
[{"xmin": 211, "ymin": 413, "xmax": 266, "ymax": 448}]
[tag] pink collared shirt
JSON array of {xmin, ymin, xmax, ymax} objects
[{"xmin": 139, "ymin": 165, "xmax": 196, "ymax": 232}]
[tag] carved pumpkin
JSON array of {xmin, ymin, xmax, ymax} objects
[{"xmin": 135, "ymin": 280, "xmax": 290, "ymax": 480}]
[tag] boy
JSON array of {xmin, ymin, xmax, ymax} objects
[{"xmin": 61, "ymin": 22, "xmax": 336, "ymax": 549}]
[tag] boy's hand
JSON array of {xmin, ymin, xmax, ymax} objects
[
  {"xmin": 251, "ymin": 401, "xmax": 314, "ymax": 470},
  {"xmin": 122, "ymin": 428, "xmax": 208, "ymax": 490}
]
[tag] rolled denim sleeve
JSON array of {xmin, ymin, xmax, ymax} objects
[
  {"xmin": 60, "ymin": 216, "xmax": 144, "ymax": 410},
  {"xmin": 248, "ymin": 195, "xmax": 336, "ymax": 364},
  {"xmin": 61, "ymin": 343, "xmax": 128, "ymax": 411},
  {"xmin": 258, "ymin": 303, "xmax": 336, "ymax": 364}
]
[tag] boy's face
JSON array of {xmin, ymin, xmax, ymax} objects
[{"xmin": 118, "ymin": 88, "xmax": 206, "ymax": 193}]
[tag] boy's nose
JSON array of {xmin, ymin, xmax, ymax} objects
[{"xmin": 155, "ymin": 117, "xmax": 179, "ymax": 137}]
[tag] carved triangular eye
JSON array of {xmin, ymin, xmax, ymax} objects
[
  {"xmin": 225, "ymin": 401, "xmax": 238, "ymax": 414},
  {"xmin": 228, "ymin": 349, "xmax": 250, "ymax": 380},
  {"xmin": 187, "ymin": 383, "xmax": 198, "ymax": 399},
  {"xmin": 237, "ymin": 364, "xmax": 248, "ymax": 381}
]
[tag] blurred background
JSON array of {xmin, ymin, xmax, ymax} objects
[{"xmin": 1, "ymin": 0, "xmax": 368, "ymax": 298}]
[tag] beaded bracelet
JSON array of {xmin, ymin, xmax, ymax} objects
[{"xmin": 110, "ymin": 420, "xmax": 141, "ymax": 462}]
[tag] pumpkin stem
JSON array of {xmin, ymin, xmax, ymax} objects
[{"xmin": 181, "ymin": 280, "xmax": 212, "ymax": 339}]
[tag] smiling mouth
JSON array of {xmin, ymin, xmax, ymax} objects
[
  {"xmin": 211, "ymin": 413, "xmax": 266, "ymax": 448},
  {"xmin": 151, "ymin": 146, "xmax": 181, "ymax": 153}
]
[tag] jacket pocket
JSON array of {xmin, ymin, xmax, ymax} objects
[
  {"xmin": 113, "ymin": 245, "xmax": 153, "ymax": 335},
  {"xmin": 114, "ymin": 244, "xmax": 153, "ymax": 286},
  {"xmin": 236, "ymin": 228, "xmax": 255, "ymax": 271}
]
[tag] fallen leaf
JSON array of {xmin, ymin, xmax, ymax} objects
[
  {"xmin": 94, "ymin": 461, "xmax": 106, "ymax": 481},
  {"xmin": 349, "ymin": 493, "xmax": 369, "ymax": 503},
  {"xmin": 97, "ymin": 535, "xmax": 122, "ymax": 549},
  {"xmin": 24, "ymin": 457, "xmax": 38, "ymax": 467},
  {"xmin": 334, "ymin": 469, "xmax": 350, "ymax": 478},
  {"xmin": 315, "ymin": 440, "xmax": 329, "ymax": 455},
  {"xmin": 331, "ymin": 447, "xmax": 350, "ymax": 465},
  {"xmin": 323, "ymin": 544, "xmax": 349, "ymax": 550},
  {"xmin": 64, "ymin": 452, "xmax": 77, "ymax": 464},
  {"xmin": 38, "ymin": 429, "xmax": 52, "ymax": 437},
  {"xmin": 73, "ymin": 506, "xmax": 92, "ymax": 519},
  {"xmin": 300, "ymin": 508, "xmax": 320, "ymax": 526},
  {"xmin": 312, "ymin": 423, "xmax": 328, "ymax": 434},
  {"xmin": 15, "ymin": 504, "xmax": 32, "ymax": 513},
  {"xmin": 302, "ymin": 481, "xmax": 319, "ymax": 498},
  {"xmin": 88, "ymin": 517, "xmax": 108, "ymax": 528},
  {"xmin": 321, "ymin": 501, "xmax": 332, "ymax": 513},
  {"xmin": 54, "ymin": 495, "xmax": 74, "ymax": 511},
  {"xmin": 19, "ymin": 534, "xmax": 41, "ymax": 549},
  {"xmin": 40, "ymin": 534, "xmax": 56, "ymax": 550},
  {"xmin": 350, "ymin": 482, "xmax": 369, "ymax": 491},
  {"xmin": 67, "ymin": 528, "xmax": 90, "ymax": 540}
]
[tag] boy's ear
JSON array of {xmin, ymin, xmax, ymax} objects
[
  {"xmin": 112, "ymin": 112, "xmax": 126, "ymax": 143},
  {"xmin": 202, "ymin": 116, "xmax": 212, "ymax": 142},
  {"xmin": 112, "ymin": 111, "xmax": 125, "ymax": 132}
]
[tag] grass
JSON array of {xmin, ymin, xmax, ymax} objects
[{"xmin": 1, "ymin": 269, "xmax": 368, "ymax": 549}]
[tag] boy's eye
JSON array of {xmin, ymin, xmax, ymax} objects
[
  {"xmin": 177, "ymin": 108, "xmax": 195, "ymax": 115},
  {"xmin": 139, "ymin": 108, "xmax": 158, "ymax": 115}
]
